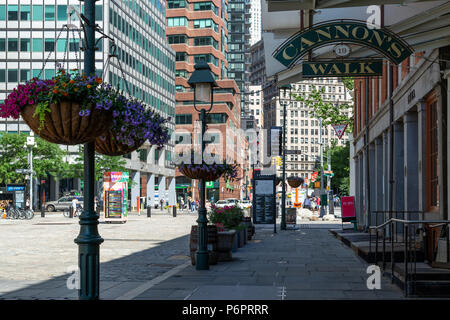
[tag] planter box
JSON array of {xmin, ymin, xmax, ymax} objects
[
  {"xmin": 216, "ymin": 230, "xmax": 236, "ymax": 261},
  {"xmin": 238, "ymin": 229, "xmax": 245, "ymax": 248},
  {"xmin": 232, "ymin": 232, "xmax": 238, "ymax": 253},
  {"xmin": 190, "ymin": 225, "xmax": 218, "ymax": 265}
]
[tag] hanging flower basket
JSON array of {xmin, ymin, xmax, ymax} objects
[
  {"xmin": 180, "ymin": 165, "xmax": 222, "ymax": 182},
  {"xmin": 94, "ymin": 92, "xmax": 170, "ymax": 156},
  {"xmin": 177, "ymin": 151, "xmax": 239, "ymax": 181},
  {"xmin": 0, "ymin": 69, "xmax": 113, "ymax": 145},
  {"xmin": 94, "ymin": 130, "xmax": 145, "ymax": 156},
  {"xmin": 287, "ymin": 176, "xmax": 304, "ymax": 188},
  {"xmin": 21, "ymin": 101, "xmax": 111, "ymax": 145}
]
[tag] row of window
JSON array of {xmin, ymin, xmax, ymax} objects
[
  {"xmin": 109, "ymin": 8, "xmax": 173, "ymax": 72},
  {"xmin": 168, "ymin": 35, "xmax": 219, "ymax": 49},
  {"xmin": 0, "ymin": 68, "xmax": 103, "ymax": 83},
  {"xmin": 111, "ymin": 44, "xmax": 175, "ymax": 96},
  {"xmin": 0, "ymin": 4, "xmax": 102, "ymax": 22},
  {"xmin": 0, "ymin": 38, "xmax": 87, "ymax": 53},
  {"xmin": 167, "ymin": 17, "xmax": 219, "ymax": 33},
  {"xmin": 175, "ymin": 113, "xmax": 228, "ymax": 124},
  {"xmin": 109, "ymin": 70, "xmax": 175, "ymax": 118}
]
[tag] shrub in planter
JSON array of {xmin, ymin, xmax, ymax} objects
[
  {"xmin": 0, "ymin": 68, "xmax": 113, "ymax": 145},
  {"xmin": 208, "ymin": 205, "xmax": 244, "ymax": 231}
]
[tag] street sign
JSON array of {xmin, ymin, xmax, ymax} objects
[
  {"xmin": 206, "ymin": 181, "xmax": 214, "ymax": 188},
  {"xmin": 15, "ymin": 169, "xmax": 32, "ymax": 174},
  {"xmin": 332, "ymin": 124, "xmax": 348, "ymax": 139},
  {"xmin": 302, "ymin": 60, "xmax": 383, "ymax": 78},
  {"xmin": 286, "ymin": 150, "xmax": 301, "ymax": 155}
]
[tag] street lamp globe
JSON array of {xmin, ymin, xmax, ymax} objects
[{"xmin": 188, "ymin": 61, "xmax": 218, "ymax": 109}]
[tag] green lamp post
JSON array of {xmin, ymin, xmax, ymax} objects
[
  {"xmin": 279, "ymin": 84, "xmax": 291, "ymax": 231},
  {"xmin": 74, "ymin": 0, "xmax": 104, "ymax": 299},
  {"xmin": 187, "ymin": 61, "xmax": 218, "ymax": 270}
]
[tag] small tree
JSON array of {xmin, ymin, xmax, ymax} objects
[
  {"xmin": 0, "ymin": 133, "xmax": 68, "ymax": 184},
  {"xmin": 291, "ymin": 86, "xmax": 354, "ymax": 132}
]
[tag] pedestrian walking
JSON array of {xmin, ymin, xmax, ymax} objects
[
  {"xmin": 160, "ymin": 198, "xmax": 164, "ymax": 210},
  {"xmin": 310, "ymin": 197, "xmax": 316, "ymax": 214},
  {"xmin": 26, "ymin": 197, "xmax": 30, "ymax": 210},
  {"xmin": 181, "ymin": 198, "xmax": 185, "ymax": 210},
  {"xmin": 94, "ymin": 196, "xmax": 99, "ymax": 213},
  {"xmin": 71, "ymin": 197, "xmax": 79, "ymax": 217}
]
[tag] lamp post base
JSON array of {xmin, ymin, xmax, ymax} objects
[{"xmin": 196, "ymin": 252, "xmax": 210, "ymax": 270}]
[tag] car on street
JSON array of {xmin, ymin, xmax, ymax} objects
[
  {"xmin": 214, "ymin": 198, "xmax": 240, "ymax": 208},
  {"xmin": 239, "ymin": 200, "xmax": 252, "ymax": 209},
  {"xmin": 45, "ymin": 196, "xmax": 84, "ymax": 212}
]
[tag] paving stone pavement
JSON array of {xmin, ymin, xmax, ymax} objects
[
  {"xmin": 0, "ymin": 213, "xmax": 405, "ymax": 300},
  {"xmin": 133, "ymin": 221, "xmax": 406, "ymax": 300},
  {"xmin": 0, "ymin": 212, "xmax": 198, "ymax": 299}
]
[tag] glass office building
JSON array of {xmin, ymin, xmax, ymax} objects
[{"xmin": 0, "ymin": 0, "xmax": 177, "ymax": 209}]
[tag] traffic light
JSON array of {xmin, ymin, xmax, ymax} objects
[{"xmin": 278, "ymin": 156, "xmax": 282, "ymax": 166}]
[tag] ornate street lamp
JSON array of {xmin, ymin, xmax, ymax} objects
[
  {"xmin": 279, "ymin": 84, "xmax": 291, "ymax": 231},
  {"xmin": 188, "ymin": 61, "xmax": 218, "ymax": 270},
  {"xmin": 74, "ymin": 0, "xmax": 104, "ymax": 299}
]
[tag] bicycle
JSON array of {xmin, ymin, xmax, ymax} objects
[
  {"xmin": 6, "ymin": 206, "xmax": 34, "ymax": 220},
  {"xmin": 64, "ymin": 204, "xmax": 83, "ymax": 218}
]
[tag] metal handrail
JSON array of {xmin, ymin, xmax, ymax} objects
[{"xmin": 369, "ymin": 217, "xmax": 450, "ymax": 297}]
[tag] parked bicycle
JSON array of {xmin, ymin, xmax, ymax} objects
[{"xmin": 6, "ymin": 204, "xmax": 34, "ymax": 220}]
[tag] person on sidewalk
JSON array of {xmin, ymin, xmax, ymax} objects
[{"xmin": 303, "ymin": 197, "xmax": 311, "ymax": 210}]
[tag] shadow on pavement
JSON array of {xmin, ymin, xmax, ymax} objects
[{"xmin": 0, "ymin": 233, "xmax": 192, "ymax": 300}]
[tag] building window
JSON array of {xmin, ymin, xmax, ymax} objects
[
  {"xmin": 426, "ymin": 93, "xmax": 439, "ymax": 211},
  {"xmin": 175, "ymin": 114, "xmax": 192, "ymax": 125},
  {"xmin": 194, "ymin": 2, "xmax": 218, "ymax": 15},
  {"xmin": 168, "ymin": 34, "xmax": 187, "ymax": 44},
  {"xmin": 175, "ymin": 52, "xmax": 187, "ymax": 62},
  {"xmin": 8, "ymin": 69, "xmax": 18, "ymax": 82},
  {"xmin": 8, "ymin": 5, "xmax": 18, "ymax": 21},
  {"xmin": 0, "ymin": 38, "xmax": 5, "ymax": 51},
  {"xmin": 44, "ymin": 5, "xmax": 55, "ymax": 21},
  {"xmin": 20, "ymin": 38, "xmax": 31, "ymax": 51},
  {"xmin": 167, "ymin": 17, "xmax": 188, "ymax": 27},
  {"xmin": 0, "ymin": 5, "xmax": 5, "ymax": 21},
  {"xmin": 44, "ymin": 38, "xmax": 55, "ymax": 51},
  {"xmin": 206, "ymin": 113, "xmax": 228, "ymax": 124},
  {"xmin": 20, "ymin": 5, "xmax": 31, "ymax": 21},
  {"xmin": 167, "ymin": 0, "xmax": 186, "ymax": 8},
  {"xmin": 8, "ymin": 38, "xmax": 18, "ymax": 51},
  {"xmin": 194, "ymin": 37, "xmax": 218, "ymax": 49},
  {"xmin": 57, "ymin": 5, "xmax": 67, "ymax": 21},
  {"xmin": 32, "ymin": 5, "xmax": 43, "ymax": 21},
  {"xmin": 193, "ymin": 19, "xmax": 218, "ymax": 32}
]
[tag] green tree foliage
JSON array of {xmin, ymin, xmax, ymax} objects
[
  {"xmin": 291, "ymin": 86, "xmax": 354, "ymax": 132},
  {"xmin": 325, "ymin": 141, "xmax": 350, "ymax": 195},
  {"xmin": 69, "ymin": 145, "xmax": 127, "ymax": 181},
  {"xmin": 0, "ymin": 133, "xmax": 68, "ymax": 184}
]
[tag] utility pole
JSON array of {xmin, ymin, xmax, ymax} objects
[
  {"xmin": 26, "ymin": 132, "xmax": 36, "ymax": 211},
  {"xmin": 319, "ymin": 118, "xmax": 325, "ymax": 217},
  {"xmin": 327, "ymin": 146, "xmax": 334, "ymax": 216}
]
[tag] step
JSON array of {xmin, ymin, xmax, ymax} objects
[{"xmin": 412, "ymin": 280, "xmax": 450, "ymax": 297}]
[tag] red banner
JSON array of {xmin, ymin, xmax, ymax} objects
[{"xmin": 341, "ymin": 196, "xmax": 355, "ymax": 218}]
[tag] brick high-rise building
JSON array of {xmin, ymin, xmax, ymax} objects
[{"xmin": 166, "ymin": 0, "xmax": 246, "ymax": 203}]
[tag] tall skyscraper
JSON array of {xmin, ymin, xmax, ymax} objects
[
  {"xmin": 0, "ymin": 1, "xmax": 176, "ymax": 209},
  {"xmin": 166, "ymin": 0, "xmax": 247, "ymax": 202}
]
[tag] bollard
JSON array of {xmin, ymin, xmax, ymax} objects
[
  {"xmin": 173, "ymin": 205, "xmax": 177, "ymax": 217},
  {"xmin": 41, "ymin": 205, "xmax": 45, "ymax": 218},
  {"xmin": 147, "ymin": 206, "xmax": 151, "ymax": 218},
  {"xmin": 69, "ymin": 208, "xmax": 73, "ymax": 218}
]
